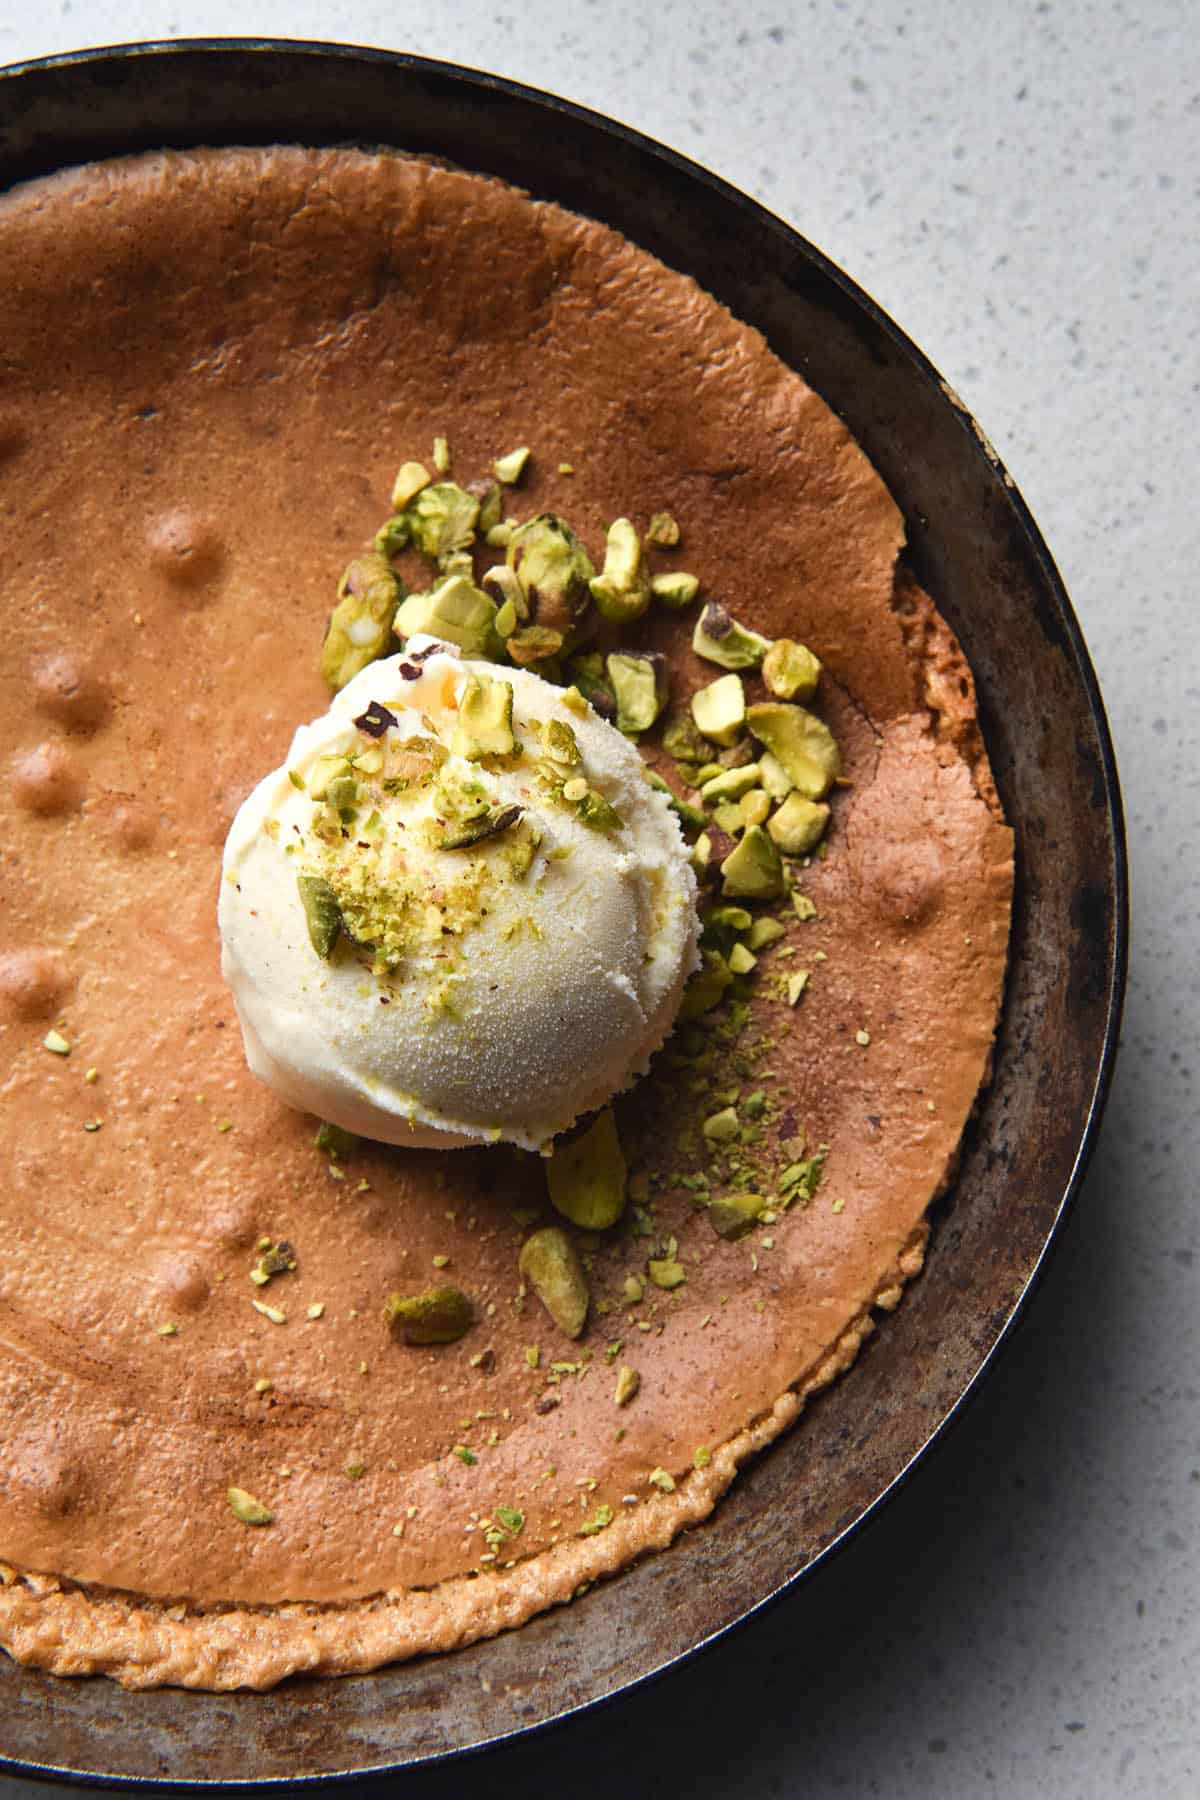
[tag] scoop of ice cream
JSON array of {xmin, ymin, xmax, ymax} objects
[{"xmin": 219, "ymin": 643, "xmax": 700, "ymax": 1152}]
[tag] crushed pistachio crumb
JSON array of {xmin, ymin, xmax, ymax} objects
[
  {"xmin": 578, "ymin": 1503, "xmax": 614, "ymax": 1536},
  {"xmin": 855, "ymin": 1028, "xmax": 872, "ymax": 1047},
  {"xmin": 648, "ymin": 1468, "xmax": 676, "ymax": 1493},
  {"xmin": 453, "ymin": 1445, "xmax": 478, "ymax": 1466},
  {"xmin": 614, "ymin": 1365, "xmax": 641, "ymax": 1408},
  {"xmin": 43, "ymin": 1029, "xmax": 71, "ymax": 1056},
  {"xmin": 227, "ymin": 1486, "xmax": 273, "ymax": 1526}
]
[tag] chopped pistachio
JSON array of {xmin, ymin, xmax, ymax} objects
[
  {"xmin": 711, "ymin": 800, "xmax": 746, "ymax": 836},
  {"xmin": 767, "ymin": 793, "xmax": 831, "ymax": 855},
  {"xmin": 703, "ymin": 1106, "xmax": 741, "ymax": 1144},
  {"xmin": 432, "ymin": 436, "xmax": 451, "ymax": 474},
  {"xmin": 252, "ymin": 1298, "xmax": 287, "ymax": 1325},
  {"xmin": 700, "ymin": 763, "xmax": 761, "ymax": 804},
  {"xmin": 452, "ymin": 1444, "xmax": 478, "ymax": 1466},
  {"xmin": 315, "ymin": 1120, "xmax": 357, "ymax": 1158},
  {"xmin": 648, "ymin": 1257, "xmax": 686, "ymax": 1289},
  {"xmin": 692, "ymin": 601, "xmax": 772, "ymax": 670},
  {"xmin": 404, "ymin": 482, "xmax": 481, "ymax": 560},
  {"xmin": 507, "ymin": 513, "xmax": 595, "ymax": 638},
  {"xmin": 694, "ymin": 1446, "xmax": 712, "ymax": 1469},
  {"xmin": 690, "ymin": 832, "xmax": 714, "ymax": 877},
  {"xmin": 385, "ymin": 1285, "xmax": 474, "ymax": 1345},
  {"xmin": 607, "ymin": 652, "xmax": 667, "ymax": 734},
  {"xmin": 547, "ymin": 1108, "xmax": 628, "ymax": 1231},
  {"xmin": 321, "ymin": 550, "xmax": 401, "ymax": 691},
  {"xmin": 746, "ymin": 702, "xmax": 841, "ymax": 800},
  {"xmin": 518, "ymin": 1228, "xmax": 589, "ymax": 1340},
  {"xmin": 614, "ymin": 1365, "xmax": 641, "ymax": 1407},
  {"xmin": 482, "ymin": 562, "xmax": 528, "ymax": 619},
  {"xmin": 589, "ymin": 518, "xmax": 652, "ymax": 624},
  {"xmin": 227, "ymin": 1486, "xmax": 273, "ymax": 1525},
  {"xmin": 720, "ymin": 825, "xmax": 785, "ymax": 900},
  {"xmin": 394, "ymin": 572, "xmax": 499, "ymax": 658},
  {"xmin": 494, "ymin": 597, "xmax": 518, "ymax": 638},
  {"xmin": 679, "ymin": 949, "xmax": 734, "ymax": 1019},
  {"xmin": 390, "ymin": 461, "xmax": 432, "ymax": 510},
  {"xmin": 486, "ymin": 519, "xmax": 517, "ymax": 548},
  {"xmin": 495, "ymin": 1505, "xmax": 525, "ymax": 1535},
  {"xmin": 623, "ymin": 1274, "xmax": 645, "ymax": 1303},
  {"xmin": 856, "ymin": 1028, "xmax": 872, "ymax": 1047},
  {"xmin": 507, "ymin": 624, "xmax": 565, "ymax": 666},
  {"xmin": 296, "ymin": 873, "xmax": 343, "ymax": 960},
  {"xmin": 306, "ymin": 1302, "xmax": 326, "ymax": 1320},
  {"xmin": 574, "ymin": 788, "xmax": 623, "ymax": 832},
  {"xmin": 661, "ymin": 712, "xmax": 710, "ymax": 768},
  {"xmin": 651, "ymin": 571, "xmax": 700, "ymax": 608},
  {"xmin": 748, "ymin": 917, "xmax": 786, "ymax": 951},
  {"xmin": 758, "ymin": 751, "xmax": 794, "ymax": 800},
  {"xmin": 43, "ymin": 1029, "xmax": 71, "ymax": 1056},
  {"xmin": 84, "ymin": 1066, "xmax": 99, "ymax": 1084},
  {"xmin": 157, "ymin": 1321, "xmax": 179, "ymax": 1337},
  {"xmin": 787, "ymin": 970, "xmax": 810, "ymax": 1005},
  {"xmin": 648, "ymin": 1467, "xmax": 676, "ymax": 1493},
  {"xmin": 792, "ymin": 892, "xmax": 818, "ymax": 921},
  {"xmin": 578, "ymin": 1503, "xmax": 614, "ymax": 1536},
  {"xmin": 707, "ymin": 1190, "xmax": 766, "ymax": 1240},
  {"xmin": 762, "ymin": 637, "xmax": 821, "ymax": 702},
  {"xmin": 691, "ymin": 672, "xmax": 746, "ymax": 746},
  {"xmin": 493, "ymin": 446, "xmax": 531, "ymax": 484},
  {"xmin": 451, "ymin": 670, "xmax": 516, "ymax": 760},
  {"xmin": 646, "ymin": 510, "xmax": 681, "ymax": 547},
  {"xmin": 702, "ymin": 903, "xmax": 753, "ymax": 937},
  {"xmin": 727, "ymin": 943, "xmax": 757, "ymax": 976},
  {"xmin": 740, "ymin": 789, "xmax": 771, "ymax": 828},
  {"xmin": 474, "ymin": 481, "xmax": 503, "ymax": 534}
]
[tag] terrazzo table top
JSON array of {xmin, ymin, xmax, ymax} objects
[{"xmin": 0, "ymin": 2, "xmax": 1195, "ymax": 1794}]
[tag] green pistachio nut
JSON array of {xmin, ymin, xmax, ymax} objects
[
  {"xmin": 607, "ymin": 652, "xmax": 668, "ymax": 734},
  {"xmin": 493, "ymin": 446, "xmax": 531, "ymax": 484},
  {"xmin": 661, "ymin": 712, "xmax": 710, "ymax": 769},
  {"xmin": 651, "ymin": 571, "xmax": 700, "ymax": 609},
  {"xmin": 227, "ymin": 1486, "xmax": 274, "ymax": 1525},
  {"xmin": 404, "ymin": 482, "xmax": 481, "ymax": 561},
  {"xmin": 384, "ymin": 1284, "xmax": 474, "ymax": 1345},
  {"xmin": 720, "ymin": 825, "xmax": 785, "ymax": 899},
  {"xmin": 297, "ymin": 873, "xmax": 343, "ymax": 960},
  {"xmin": 390, "ymin": 461, "xmax": 432, "ymax": 511},
  {"xmin": 518, "ymin": 1227, "xmax": 589, "ymax": 1339},
  {"xmin": 451, "ymin": 671, "xmax": 516, "ymax": 760},
  {"xmin": 745, "ymin": 702, "xmax": 841, "ymax": 799},
  {"xmin": 565, "ymin": 651, "xmax": 616, "ymax": 720},
  {"xmin": 645, "ymin": 510, "xmax": 681, "ymax": 546},
  {"xmin": 762, "ymin": 637, "xmax": 821, "ymax": 702},
  {"xmin": 699, "ymin": 762, "xmax": 762, "ymax": 803},
  {"xmin": 507, "ymin": 625, "xmax": 565, "ymax": 666},
  {"xmin": 472, "ymin": 480, "xmax": 503, "ymax": 534},
  {"xmin": 678, "ymin": 948, "xmax": 734, "ymax": 1019},
  {"xmin": 507, "ymin": 513, "xmax": 595, "ymax": 640},
  {"xmin": 692, "ymin": 601, "xmax": 772, "ymax": 670},
  {"xmin": 707, "ymin": 1190, "xmax": 767, "ymax": 1240},
  {"xmin": 546, "ymin": 1107, "xmax": 628, "ymax": 1231},
  {"xmin": 431, "ymin": 803, "xmax": 523, "ymax": 851},
  {"xmin": 691, "ymin": 673, "xmax": 746, "ymax": 746},
  {"xmin": 757, "ymin": 750, "xmax": 794, "ymax": 800},
  {"xmin": 589, "ymin": 518, "xmax": 652, "ymax": 624},
  {"xmin": 394, "ymin": 573, "xmax": 501, "ymax": 659},
  {"xmin": 321, "ymin": 550, "xmax": 401, "ymax": 691},
  {"xmin": 767, "ymin": 792, "xmax": 831, "ymax": 855}
]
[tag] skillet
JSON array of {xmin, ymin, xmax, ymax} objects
[{"xmin": 0, "ymin": 39, "xmax": 1127, "ymax": 1786}]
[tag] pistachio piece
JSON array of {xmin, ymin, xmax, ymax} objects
[
  {"xmin": 740, "ymin": 790, "xmax": 771, "ymax": 828},
  {"xmin": 506, "ymin": 624, "xmax": 565, "ymax": 666},
  {"xmin": 614, "ymin": 1365, "xmax": 641, "ymax": 1407},
  {"xmin": 691, "ymin": 673, "xmax": 746, "ymax": 746},
  {"xmin": 404, "ymin": 482, "xmax": 481, "ymax": 560},
  {"xmin": 518, "ymin": 1227, "xmax": 589, "ymax": 1339},
  {"xmin": 651, "ymin": 571, "xmax": 700, "ymax": 609},
  {"xmin": 431, "ymin": 803, "xmax": 523, "ymax": 851},
  {"xmin": 574, "ymin": 788, "xmax": 623, "ymax": 832},
  {"xmin": 699, "ymin": 763, "xmax": 761, "ymax": 804},
  {"xmin": 394, "ymin": 573, "xmax": 500, "ymax": 658},
  {"xmin": 432, "ymin": 436, "xmax": 451, "ymax": 475},
  {"xmin": 748, "ymin": 916, "xmax": 787, "ymax": 950},
  {"xmin": 646, "ymin": 510, "xmax": 681, "ymax": 546},
  {"xmin": 385, "ymin": 1285, "xmax": 474, "ymax": 1345},
  {"xmin": 645, "ymin": 769, "xmax": 706, "ymax": 832},
  {"xmin": 546, "ymin": 1107, "xmax": 628, "ymax": 1231},
  {"xmin": 648, "ymin": 1256, "xmax": 686, "ymax": 1289},
  {"xmin": 702, "ymin": 903, "xmax": 753, "ymax": 937},
  {"xmin": 678, "ymin": 948, "xmax": 734, "ymax": 1019},
  {"xmin": 745, "ymin": 702, "xmax": 841, "ymax": 800},
  {"xmin": 43, "ymin": 1028, "xmax": 71, "ymax": 1056},
  {"xmin": 762, "ymin": 637, "xmax": 821, "ymax": 701},
  {"xmin": 707, "ymin": 1190, "xmax": 767, "ymax": 1240},
  {"xmin": 542, "ymin": 718, "xmax": 582, "ymax": 766},
  {"xmin": 702, "ymin": 1106, "xmax": 741, "ymax": 1143},
  {"xmin": 296, "ymin": 874, "xmax": 343, "ymax": 960},
  {"xmin": 767, "ymin": 792, "xmax": 831, "ymax": 855},
  {"xmin": 692, "ymin": 601, "xmax": 772, "ymax": 670},
  {"xmin": 390, "ymin": 461, "xmax": 432, "ymax": 511},
  {"xmin": 661, "ymin": 712, "xmax": 710, "ymax": 770},
  {"xmin": 493, "ymin": 446, "xmax": 531, "ymax": 484},
  {"xmin": 589, "ymin": 518, "xmax": 652, "ymax": 624},
  {"xmin": 720, "ymin": 825, "xmax": 785, "ymax": 899},
  {"xmin": 727, "ymin": 942, "xmax": 757, "ymax": 975},
  {"xmin": 507, "ymin": 513, "xmax": 595, "ymax": 639},
  {"xmin": 607, "ymin": 652, "xmax": 667, "ymax": 734},
  {"xmin": 482, "ymin": 562, "xmax": 529, "ymax": 620},
  {"xmin": 565, "ymin": 652, "xmax": 616, "ymax": 719},
  {"xmin": 314, "ymin": 1120, "xmax": 357, "ymax": 1157},
  {"xmin": 712, "ymin": 800, "xmax": 748, "ymax": 837},
  {"xmin": 757, "ymin": 750, "xmax": 794, "ymax": 800},
  {"xmin": 227, "ymin": 1486, "xmax": 273, "ymax": 1526},
  {"xmin": 321, "ymin": 550, "xmax": 401, "ymax": 691},
  {"xmin": 451, "ymin": 671, "xmax": 516, "ymax": 760}
]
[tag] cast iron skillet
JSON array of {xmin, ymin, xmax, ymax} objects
[{"xmin": 0, "ymin": 40, "xmax": 1127, "ymax": 1788}]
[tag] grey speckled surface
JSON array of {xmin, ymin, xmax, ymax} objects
[{"xmin": 0, "ymin": 1, "xmax": 1196, "ymax": 1794}]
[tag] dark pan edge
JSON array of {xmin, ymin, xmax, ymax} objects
[{"xmin": 0, "ymin": 38, "xmax": 1128, "ymax": 1789}]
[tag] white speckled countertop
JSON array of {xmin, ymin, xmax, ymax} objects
[{"xmin": 1, "ymin": 3, "xmax": 1195, "ymax": 1794}]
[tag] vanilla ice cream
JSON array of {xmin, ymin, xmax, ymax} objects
[{"xmin": 218, "ymin": 644, "xmax": 700, "ymax": 1152}]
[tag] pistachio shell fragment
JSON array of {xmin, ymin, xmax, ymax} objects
[
  {"xmin": 708, "ymin": 1191, "xmax": 768, "ymax": 1240},
  {"xmin": 746, "ymin": 702, "xmax": 841, "ymax": 800},
  {"xmin": 296, "ymin": 874, "xmax": 343, "ymax": 960},
  {"xmin": 589, "ymin": 518, "xmax": 652, "ymax": 624},
  {"xmin": 607, "ymin": 652, "xmax": 668, "ymax": 734},
  {"xmin": 691, "ymin": 673, "xmax": 746, "ymax": 746},
  {"xmin": 227, "ymin": 1486, "xmax": 274, "ymax": 1526},
  {"xmin": 546, "ymin": 1107, "xmax": 628, "ymax": 1231},
  {"xmin": 394, "ymin": 573, "xmax": 500, "ymax": 658},
  {"xmin": 385, "ymin": 1285, "xmax": 474, "ymax": 1345},
  {"xmin": 450, "ymin": 671, "xmax": 516, "ymax": 760},
  {"xmin": 321, "ymin": 550, "xmax": 401, "ymax": 691},
  {"xmin": 692, "ymin": 601, "xmax": 772, "ymax": 670},
  {"xmin": 508, "ymin": 513, "xmax": 594, "ymax": 638},
  {"xmin": 762, "ymin": 637, "xmax": 822, "ymax": 702},
  {"xmin": 767, "ymin": 792, "xmax": 831, "ymax": 854},
  {"xmin": 720, "ymin": 824, "xmax": 785, "ymax": 899},
  {"xmin": 518, "ymin": 1227, "xmax": 589, "ymax": 1339}
]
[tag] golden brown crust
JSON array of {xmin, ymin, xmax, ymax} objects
[{"xmin": 0, "ymin": 147, "xmax": 1012, "ymax": 1686}]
